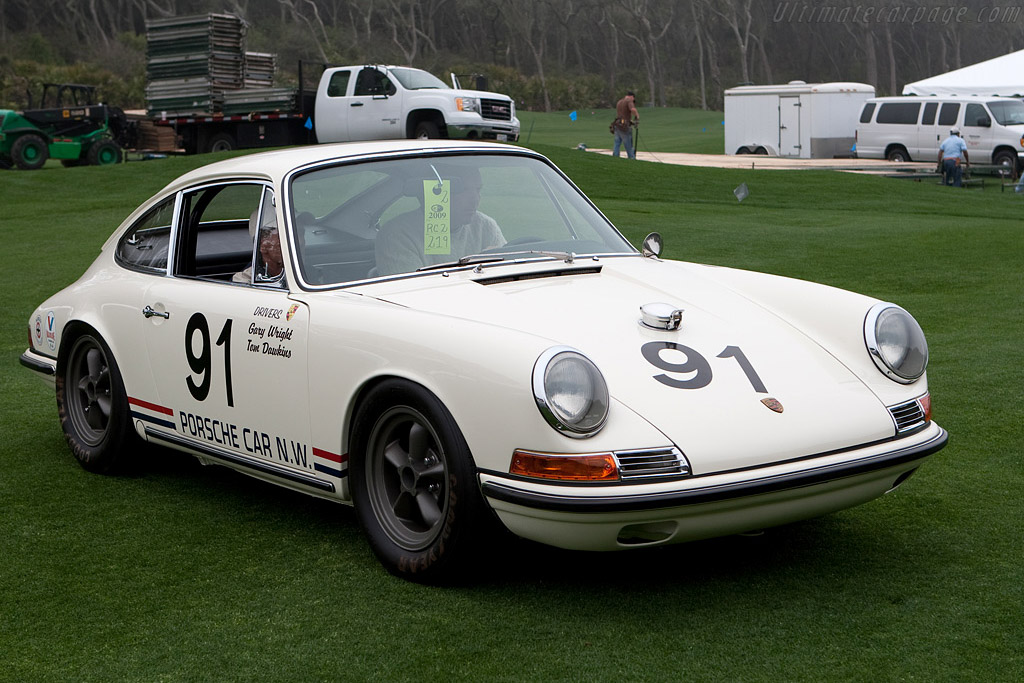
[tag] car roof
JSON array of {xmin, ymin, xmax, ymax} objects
[
  {"xmin": 866, "ymin": 94, "xmax": 1022, "ymax": 103},
  {"xmin": 161, "ymin": 140, "xmax": 529, "ymax": 194}
]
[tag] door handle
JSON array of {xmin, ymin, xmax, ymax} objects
[
  {"xmin": 143, "ymin": 305, "xmax": 169, "ymax": 319},
  {"xmin": 351, "ymin": 102, "xmax": 364, "ymax": 107}
]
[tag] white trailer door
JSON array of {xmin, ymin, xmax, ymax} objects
[{"xmin": 779, "ymin": 96, "xmax": 802, "ymax": 157}]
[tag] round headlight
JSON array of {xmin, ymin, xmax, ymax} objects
[
  {"xmin": 864, "ymin": 303, "xmax": 928, "ymax": 383},
  {"xmin": 532, "ymin": 347, "xmax": 609, "ymax": 437}
]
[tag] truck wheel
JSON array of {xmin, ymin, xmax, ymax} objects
[
  {"xmin": 349, "ymin": 379, "xmax": 490, "ymax": 583},
  {"xmin": 12, "ymin": 134, "xmax": 49, "ymax": 170},
  {"xmin": 207, "ymin": 133, "xmax": 236, "ymax": 153},
  {"xmin": 414, "ymin": 121, "xmax": 440, "ymax": 139},
  {"xmin": 87, "ymin": 139, "xmax": 122, "ymax": 166}
]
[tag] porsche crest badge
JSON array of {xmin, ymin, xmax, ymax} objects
[{"xmin": 761, "ymin": 397, "xmax": 784, "ymax": 413}]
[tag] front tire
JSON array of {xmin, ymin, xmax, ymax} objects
[
  {"xmin": 12, "ymin": 134, "xmax": 49, "ymax": 170},
  {"xmin": 993, "ymin": 149, "xmax": 1017, "ymax": 176},
  {"xmin": 350, "ymin": 379, "xmax": 489, "ymax": 582},
  {"xmin": 56, "ymin": 332, "xmax": 134, "ymax": 473},
  {"xmin": 87, "ymin": 139, "xmax": 122, "ymax": 166}
]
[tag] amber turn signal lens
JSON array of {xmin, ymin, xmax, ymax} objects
[
  {"xmin": 919, "ymin": 393, "xmax": 932, "ymax": 422},
  {"xmin": 510, "ymin": 450, "xmax": 619, "ymax": 481}
]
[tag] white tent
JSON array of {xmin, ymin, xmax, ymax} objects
[{"xmin": 903, "ymin": 50, "xmax": 1024, "ymax": 97}]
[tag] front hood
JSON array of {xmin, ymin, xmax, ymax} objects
[
  {"xmin": 452, "ymin": 88, "xmax": 513, "ymax": 101},
  {"xmin": 358, "ymin": 257, "xmax": 895, "ymax": 475}
]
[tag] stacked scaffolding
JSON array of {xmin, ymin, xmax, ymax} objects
[
  {"xmin": 243, "ymin": 52, "xmax": 276, "ymax": 88},
  {"xmin": 146, "ymin": 13, "xmax": 296, "ymax": 118},
  {"xmin": 145, "ymin": 13, "xmax": 246, "ymax": 116}
]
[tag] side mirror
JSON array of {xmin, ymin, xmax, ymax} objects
[
  {"xmin": 979, "ymin": 116, "xmax": 991, "ymax": 128},
  {"xmin": 642, "ymin": 232, "xmax": 663, "ymax": 258}
]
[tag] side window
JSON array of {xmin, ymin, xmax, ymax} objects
[
  {"xmin": 964, "ymin": 103, "xmax": 989, "ymax": 127},
  {"xmin": 922, "ymin": 102, "xmax": 937, "ymax": 125},
  {"xmin": 326, "ymin": 70, "xmax": 351, "ymax": 97},
  {"xmin": 938, "ymin": 103, "xmax": 960, "ymax": 126},
  {"xmin": 116, "ymin": 195, "xmax": 175, "ymax": 274},
  {"xmin": 876, "ymin": 102, "xmax": 921, "ymax": 124},
  {"xmin": 354, "ymin": 68, "xmax": 394, "ymax": 96},
  {"xmin": 175, "ymin": 183, "xmax": 267, "ymax": 282},
  {"xmin": 859, "ymin": 103, "xmax": 876, "ymax": 124}
]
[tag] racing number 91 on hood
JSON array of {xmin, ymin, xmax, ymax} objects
[{"xmin": 20, "ymin": 140, "xmax": 947, "ymax": 582}]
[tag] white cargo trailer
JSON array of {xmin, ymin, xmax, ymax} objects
[{"xmin": 724, "ymin": 81, "xmax": 875, "ymax": 158}]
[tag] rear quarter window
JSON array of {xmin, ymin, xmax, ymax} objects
[
  {"xmin": 859, "ymin": 103, "xmax": 876, "ymax": 123},
  {"xmin": 116, "ymin": 196, "xmax": 175, "ymax": 274},
  {"xmin": 876, "ymin": 102, "xmax": 921, "ymax": 124}
]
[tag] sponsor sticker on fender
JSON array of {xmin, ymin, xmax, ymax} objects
[{"xmin": 45, "ymin": 311, "xmax": 57, "ymax": 350}]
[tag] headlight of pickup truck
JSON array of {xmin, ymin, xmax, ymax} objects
[{"xmin": 456, "ymin": 97, "xmax": 480, "ymax": 113}]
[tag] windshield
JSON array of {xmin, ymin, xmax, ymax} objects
[
  {"xmin": 288, "ymin": 153, "xmax": 636, "ymax": 286},
  {"xmin": 388, "ymin": 67, "xmax": 449, "ymax": 90},
  {"xmin": 987, "ymin": 100, "xmax": 1024, "ymax": 125}
]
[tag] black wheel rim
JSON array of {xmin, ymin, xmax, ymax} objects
[
  {"xmin": 365, "ymin": 406, "xmax": 450, "ymax": 551},
  {"xmin": 66, "ymin": 337, "xmax": 112, "ymax": 447}
]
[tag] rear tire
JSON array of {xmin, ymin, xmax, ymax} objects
[
  {"xmin": 886, "ymin": 146, "xmax": 911, "ymax": 162},
  {"xmin": 206, "ymin": 132, "xmax": 236, "ymax": 153},
  {"xmin": 87, "ymin": 139, "xmax": 122, "ymax": 166},
  {"xmin": 349, "ymin": 379, "xmax": 489, "ymax": 583},
  {"xmin": 56, "ymin": 332, "xmax": 135, "ymax": 473},
  {"xmin": 12, "ymin": 134, "xmax": 49, "ymax": 170}
]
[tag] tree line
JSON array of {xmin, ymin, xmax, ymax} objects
[{"xmin": 2, "ymin": 0, "xmax": 1024, "ymax": 112}]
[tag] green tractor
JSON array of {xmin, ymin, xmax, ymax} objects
[{"xmin": 0, "ymin": 83, "xmax": 132, "ymax": 170}]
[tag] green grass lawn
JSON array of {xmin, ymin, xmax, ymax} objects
[
  {"xmin": 519, "ymin": 107, "xmax": 726, "ymax": 154},
  {"xmin": 2, "ymin": 144, "xmax": 1023, "ymax": 680}
]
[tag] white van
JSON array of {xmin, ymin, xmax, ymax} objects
[{"xmin": 855, "ymin": 95, "xmax": 1024, "ymax": 171}]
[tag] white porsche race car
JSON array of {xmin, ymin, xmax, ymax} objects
[{"xmin": 21, "ymin": 140, "xmax": 947, "ymax": 581}]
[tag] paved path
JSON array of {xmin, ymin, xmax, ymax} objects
[{"xmin": 589, "ymin": 150, "xmax": 936, "ymax": 174}]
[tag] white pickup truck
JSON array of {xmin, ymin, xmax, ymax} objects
[
  {"xmin": 150, "ymin": 64, "xmax": 519, "ymax": 154},
  {"xmin": 314, "ymin": 65, "xmax": 520, "ymax": 143}
]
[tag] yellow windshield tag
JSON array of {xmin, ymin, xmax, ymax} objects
[{"xmin": 424, "ymin": 180, "xmax": 451, "ymax": 255}]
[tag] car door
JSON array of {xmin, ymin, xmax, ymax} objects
[
  {"xmin": 346, "ymin": 67, "xmax": 404, "ymax": 141},
  {"xmin": 138, "ymin": 181, "xmax": 323, "ymax": 490},
  {"xmin": 963, "ymin": 102, "xmax": 994, "ymax": 159},
  {"xmin": 778, "ymin": 96, "xmax": 801, "ymax": 157},
  {"xmin": 315, "ymin": 69, "xmax": 353, "ymax": 143},
  {"xmin": 916, "ymin": 101, "xmax": 939, "ymax": 160}
]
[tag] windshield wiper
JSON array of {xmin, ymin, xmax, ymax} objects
[
  {"xmin": 416, "ymin": 250, "xmax": 575, "ymax": 272},
  {"xmin": 417, "ymin": 255, "xmax": 505, "ymax": 271}
]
